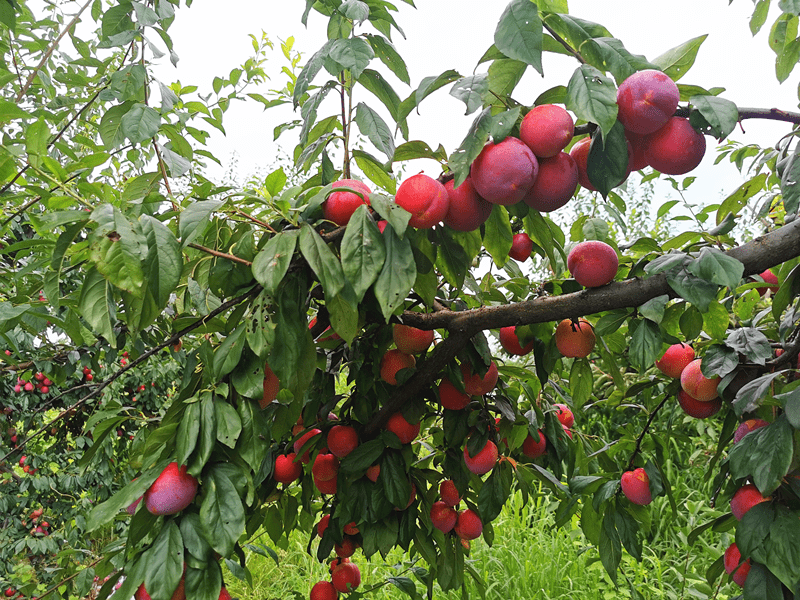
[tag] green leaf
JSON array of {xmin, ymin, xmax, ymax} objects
[
  {"xmin": 652, "ymin": 35, "xmax": 707, "ymax": 82},
  {"xmin": 120, "ymin": 103, "xmax": 161, "ymax": 145},
  {"xmin": 686, "ymin": 247, "xmax": 744, "ymax": 289},
  {"xmin": 0, "ymin": 99, "xmax": 27, "ymax": 122},
  {"xmin": 78, "ymin": 267, "xmax": 116, "ymax": 345},
  {"xmin": 185, "ymin": 563, "xmax": 222, "ymax": 600},
  {"xmin": 358, "ymin": 68, "xmax": 402, "ymax": 121},
  {"xmin": 433, "ymin": 228, "xmax": 470, "ymax": 289},
  {"xmin": 689, "ymin": 95, "xmax": 739, "ymax": 140},
  {"xmin": 449, "ymin": 74, "xmax": 489, "ymax": 115},
  {"xmin": 299, "ymin": 223, "xmax": 346, "ymax": 298},
  {"xmin": 176, "ymin": 401, "xmax": 201, "ymax": 466},
  {"xmin": 666, "ymin": 271, "xmax": 719, "ymax": 313},
  {"xmin": 293, "ymin": 40, "xmax": 334, "ymax": 106},
  {"xmin": 394, "ymin": 140, "xmax": 448, "ymax": 163},
  {"xmin": 374, "ymin": 225, "xmax": 416, "ymax": 321},
  {"xmin": 140, "ymin": 216, "xmax": 182, "ymax": 308},
  {"xmin": 236, "ymin": 398, "xmax": 269, "ymax": 475},
  {"xmin": 327, "ymin": 285, "xmax": 359, "ymax": 344},
  {"xmin": 397, "ymin": 69, "xmax": 461, "ymax": 123},
  {"xmin": 570, "ymin": 358, "xmax": 593, "ymax": 409},
  {"xmin": 729, "ymin": 416, "xmax": 793, "ymax": 495},
  {"xmin": 352, "ymin": 149, "xmax": 397, "ymax": 193},
  {"xmin": 477, "ymin": 462, "xmax": 513, "ymax": 522},
  {"xmin": 192, "ymin": 393, "xmax": 217, "ymax": 473},
  {"xmin": 751, "ymin": 0, "xmax": 771, "ymax": 35},
  {"xmin": 144, "ymin": 522, "xmax": 183, "ymax": 600},
  {"xmin": 25, "ymin": 119, "xmax": 50, "ymax": 169},
  {"xmin": 89, "ymin": 204, "xmax": 147, "ymax": 296},
  {"xmin": 0, "ymin": 0, "xmax": 16, "ymax": 33},
  {"xmin": 102, "ymin": 3, "xmax": 133, "ymax": 38},
  {"xmin": 329, "ymin": 37, "xmax": 374, "ymax": 79},
  {"xmin": 340, "ymin": 439, "xmax": 385, "ymax": 473},
  {"xmin": 483, "ymin": 204, "xmax": 513, "ymax": 267},
  {"xmin": 252, "ymin": 231, "xmax": 299, "ymax": 297},
  {"xmin": 494, "ymin": 0, "xmax": 543, "ymax": 75},
  {"xmin": 341, "ymin": 0, "xmax": 369, "ymax": 22},
  {"xmin": 780, "ymin": 140, "xmax": 800, "ymax": 215},
  {"xmin": 565, "ymin": 64, "xmax": 618, "ymax": 137},
  {"xmin": 341, "ymin": 205, "xmax": 386, "ymax": 302},
  {"xmin": 271, "ymin": 276, "xmax": 316, "ymax": 400},
  {"xmin": 599, "ymin": 510, "xmax": 621, "ymax": 584},
  {"xmin": 733, "ymin": 371, "xmax": 785, "ymax": 415},
  {"xmin": 717, "ymin": 173, "xmax": 768, "ymax": 224},
  {"xmin": 382, "ymin": 451, "xmax": 412, "ymax": 509},
  {"xmin": 629, "ymin": 319, "xmax": 663, "ymax": 371},
  {"xmin": 582, "ymin": 37, "xmax": 656, "ymax": 85},
  {"xmin": 638, "ymin": 295, "xmax": 669, "ymax": 324},
  {"xmin": 365, "ymin": 34, "xmax": 410, "ymax": 85},
  {"xmin": 370, "ymin": 193, "xmax": 411, "ymax": 236},
  {"xmin": 448, "ymin": 107, "xmax": 494, "ymax": 188},
  {"xmin": 180, "ymin": 199, "xmax": 224, "ymax": 247},
  {"xmin": 200, "ymin": 466, "xmax": 246, "ymax": 558},
  {"xmin": 726, "ymin": 328, "xmax": 772, "ymax": 365},
  {"xmin": 214, "ymin": 399, "xmax": 243, "ymax": 449},
  {"xmin": 86, "ymin": 460, "xmax": 169, "ymax": 531},
  {"xmin": 355, "ymin": 102, "xmax": 395, "ymax": 160},
  {"xmin": 586, "ymin": 122, "xmax": 628, "ymax": 197},
  {"xmin": 702, "ymin": 344, "xmax": 739, "ymax": 378}
]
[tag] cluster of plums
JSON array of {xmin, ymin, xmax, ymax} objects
[{"xmin": 320, "ymin": 69, "xmax": 707, "ymax": 238}]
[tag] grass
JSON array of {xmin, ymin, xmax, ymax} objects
[{"xmin": 224, "ymin": 483, "xmax": 741, "ymax": 600}]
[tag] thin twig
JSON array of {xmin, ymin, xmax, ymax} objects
[
  {"xmin": 188, "ymin": 243, "xmax": 253, "ymax": 266},
  {"xmin": 542, "ymin": 20, "xmax": 586, "ymax": 64},
  {"xmin": 38, "ymin": 556, "xmax": 104, "ymax": 600},
  {"xmin": 15, "ymin": 0, "xmax": 94, "ymax": 102},
  {"xmin": 233, "ymin": 209, "xmax": 278, "ymax": 233},
  {"xmin": 626, "ymin": 394, "xmax": 670, "ymax": 471}
]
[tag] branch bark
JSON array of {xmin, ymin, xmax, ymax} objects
[{"xmin": 363, "ymin": 217, "xmax": 800, "ymax": 435}]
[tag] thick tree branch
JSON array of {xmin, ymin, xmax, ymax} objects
[{"xmin": 363, "ymin": 217, "xmax": 800, "ymax": 434}]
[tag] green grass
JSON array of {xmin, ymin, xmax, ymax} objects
[{"xmin": 224, "ymin": 484, "xmax": 741, "ymax": 600}]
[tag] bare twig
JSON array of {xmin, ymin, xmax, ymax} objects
[
  {"xmin": 15, "ymin": 0, "xmax": 94, "ymax": 102},
  {"xmin": 188, "ymin": 243, "xmax": 253, "ymax": 266}
]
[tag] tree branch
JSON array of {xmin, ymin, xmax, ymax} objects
[
  {"xmin": 363, "ymin": 217, "xmax": 800, "ymax": 434},
  {"xmin": 15, "ymin": 0, "xmax": 94, "ymax": 102}
]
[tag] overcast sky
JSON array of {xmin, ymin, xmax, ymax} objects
[{"xmin": 149, "ymin": 1, "xmax": 798, "ymax": 210}]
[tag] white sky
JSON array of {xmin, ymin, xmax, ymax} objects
[{"xmin": 151, "ymin": 1, "xmax": 798, "ymax": 212}]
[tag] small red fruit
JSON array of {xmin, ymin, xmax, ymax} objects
[
  {"xmin": 519, "ymin": 104, "xmax": 574, "ymax": 158},
  {"xmin": 471, "ymin": 137, "xmax": 538, "ymax": 206},
  {"xmin": 680, "ymin": 359, "xmax": 720, "ymax": 402},
  {"xmin": 757, "ymin": 269, "xmax": 779, "ymax": 296},
  {"xmin": 334, "ymin": 536, "xmax": 356, "ymax": 558},
  {"xmin": 644, "ymin": 117, "xmax": 706, "ymax": 175},
  {"xmin": 554, "ymin": 318, "xmax": 595, "ymax": 358},
  {"xmin": 567, "ymin": 240, "xmax": 618, "ymax": 288},
  {"xmin": 365, "ymin": 465, "xmax": 380, "ymax": 482},
  {"xmin": 430, "ymin": 501, "xmax": 458, "ymax": 533},
  {"xmin": 730, "ymin": 484, "xmax": 770, "ymax": 520},
  {"xmin": 439, "ymin": 479, "xmax": 461, "ymax": 507},
  {"xmin": 499, "ymin": 325, "xmax": 535, "ymax": 356},
  {"xmin": 723, "ymin": 543, "xmax": 751, "ymax": 587},
  {"xmin": 312, "ymin": 453, "xmax": 340, "ymax": 482},
  {"xmin": 460, "ymin": 361, "xmax": 499, "ymax": 396},
  {"xmin": 442, "ymin": 177, "xmax": 493, "ymax": 232},
  {"xmin": 327, "ymin": 425, "xmax": 359, "ymax": 458},
  {"xmin": 324, "ymin": 179, "xmax": 371, "ymax": 226},
  {"xmin": 463, "ymin": 439, "xmax": 498, "ymax": 475},
  {"xmin": 331, "ymin": 561, "xmax": 361, "ymax": 593},
  {"xmin": 385, "ymin": 412, "xmax": 420, "ymax": 444},
  {"xmin": 438, "ymin": 379, "xmax": 471, "ymax": 410},
  {"xmin": 655, "ymin": 344, "xmax": 695, "ymax": 379},
  {"xmin": 454, "ymin": 509, "xmax": 483, "ymax": 540},
  {"xmin": 274, "ymin": 453, "xmax": 302, "ymax": 485},
  {"xmin": 380, "ymin": 349, "xmax": 416, "ymax": 385},
  {"xmin": 294, "ymin": 428, "xmax": 323, "ymax": 464},
  {"xmin": 733, "ymin": 419, "xmax": 769, "ymax": 444},
  {"xmin": 522, "ymin": 430, "xmax": 547, "ymax": 458},
  {"xmin": 310, "ymin": 580, "xmax": 339, "ymax": 600},
  {"xmin": 616, "ymin": 69, "xmax": 679, "ymax": 135},
  {"xmin": 620, "ymin": 468, "xmax": 652, "ymax": 505},
  {"xmin": 553, "ymin": 403, "xmax": 574, "ymax": 429},
  {"xmin": 508, "ymin": 233, "xmax": 534, "ymax": 262},
  {"xmin": 394, "ymin": 173, "xmax": 450, "ymax": 228},
  {"xmin": 144, "ymin": 462, "xmax": 199, "ymax": 516},
  {"xmin": 677, "ymin": 390, "xmax": 721, "ymax": 419},
  {"xmin": 393, "ymin": 324, "xmax": 434, "ymax": 354},
  {"xmin": 260, "ymin": 363, "xmax": 280, "ymax": 409}
]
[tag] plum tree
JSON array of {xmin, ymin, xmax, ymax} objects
[{"xmin": 3, "ymin": 1, "xmax": 800, "ymax": 599}]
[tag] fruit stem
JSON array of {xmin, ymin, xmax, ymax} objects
[{"xmin": 542, "ymin": 19, "xmax": 586, "ymax": 65}]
